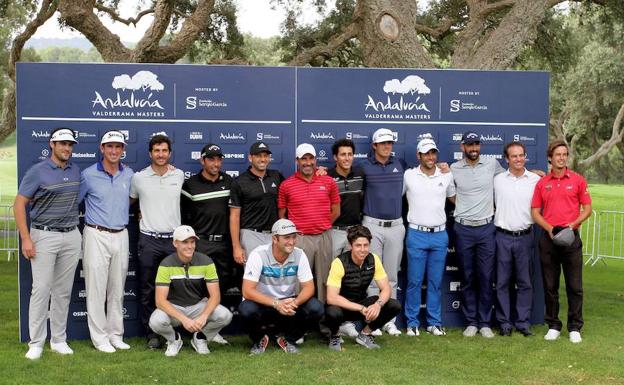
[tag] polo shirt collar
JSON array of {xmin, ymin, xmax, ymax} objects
[
  {"xmin": 368, "ymin": 154, "xmax": 395, "ymax": 165},
  {"xmin": 330, "ymin": 167, "xmax": 354, "ymax": 179},
  {"xmin": 505, "ymin": 168, "xmax": 530, "ymax": 178},
  {"xmin": 45, "ymin": 157, "xmax": 72, "ymax": 170},
  {"xmin": 294, "ymin": 170, "xmax": 318, "ymax": 182},
  {"xmin": 415, "ymin": 165, "xmax": 442, "ymax": 177},
  {"xmin": 460, "ymin": 157, "xmax": 484, "ymax": 167},
  {"xmin": 174, "ymin": 253, "xmax": 196, "ymax": 266},
  {"xmin": 546, "ymin": 168, "xmax": 571, "ymax": 180},
  {"xmin": 269, "ymin": 248, "xmax": 296, "ymax": 266},
  {"xmin": 199, "ymin": 171, "xmax": 224, "ymax": 184},
  {"xmin": 245, "ymin": 166, "xmax": 266, "ymax": 180},
  {"xmin": 147, "ymin": 164, "xmax": 172, "ymax": 176},
  {"xmin": 97, "ymin": 160, "xmax": 123, "ymax": 173}
]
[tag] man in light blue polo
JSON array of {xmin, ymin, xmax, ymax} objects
[
  {"xmin": 14, "ymin": 127, "xmax": 82, "ymax": 360},
  {"xmin": 80, "ymin": 130, "xmax": 134, "ymax": 353},
  {"xmin": 451, "ymin": 131, "xmax": 505, "ymax": 338}
]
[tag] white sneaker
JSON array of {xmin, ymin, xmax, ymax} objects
[
  {"xmin": 544, "ymin": 329, "xmax": 561, "ymax": 341},
  {"xmin": 406, "ymin": 327, "xmax": 420, "ymax": 337},
  {"xmin": 95, "ymin": 343, "xmax": 116, "ymax": 353},
  {"xmin": 295, "ymin": 336, "xmax": 305, "ymax": 345},
  {"xmin": 479, "ymin": 327, "xmax": 495, "ymax": 338},
  {"xmin": 110, "ymin": 339, "xmax": 131, "ymax": 350},
  {"xmin": 463, "ymin": 325, "xmax": 478, "ymax": 337},
  {"xmin": 50, "ymin": 342, "xmax": 74, "ymax": 355},
  {"xmin": 25, "ymin": 346, "xmax": 43, "ymax": 360},
  {"xmin": 569, "ymin": 331, "xmax": 582, "ymax": 344},
  {"xmin": 165, "ymin": 333, "xmax": 183, "ymax": 357},
  {"xmin": 426, "ymin": 325, "xmax": 446, "ymax": 336},
  {"xmin": 211, "ymin": 333, "xmax": 229, "ymax": 345},
  {"xmin": 382, "ymin": 321, "xmax": 402, "ymax": 336},
  {"xmin": 191, "ymin": 333, "xmax": 210, "ymax": 354},
  {"xmin": 338, "ymin": 322, "xmax": 359, "ymax": 338},
  {"xmin": 371, "ymin": 329, "xmax": 383, "ymax": 336}
]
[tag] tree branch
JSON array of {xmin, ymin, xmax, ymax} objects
[
  {"xmin": 289, "ymin": 21, "xmax": 360, "ymax": 66},
  {"xmin": 481, "ymin": 0, "xmax": 516, "ymax": 16},
  {"xmin": 578, "ymin": 103, "xmax": 624, "ymax": 169},
  {"xmin": 451, "ymin": 0, "xmax": 488, "ymax": 67},
  {"xmin": 414, "ymin": 17, "xmax": 454, "ymax": 39},
  {"xmin": 133, "ymin": 0, "xmax": 176, "ymax": 59},
  {"xmin": 94, "ymin": 2, "xmax": 154, "ymax": 26}
]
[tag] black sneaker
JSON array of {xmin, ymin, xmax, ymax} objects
[
  {"xmin": 500, "ymin": 328, "xmax": 512, "ymax": 337},
  {"xmin": 250, "ymin": 335, "xmax": 269, "ymax": 355},
  {"xmin": 517, "ymin": 328, "xmax": 534, "ymax": 337},
  {"xmin": 147, "ymin": 334, "xmax": 161, "ymax": 349}
]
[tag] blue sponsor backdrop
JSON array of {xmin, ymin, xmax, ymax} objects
[{"xmin": 16, "ymin": 63, "xmax": 548, "ymax": 341}]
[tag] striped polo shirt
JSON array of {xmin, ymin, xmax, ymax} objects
[
  {"xmin": 18, "ymin": 158, "xmax": 81, "ymax": 228},
  {"xmin": 243, "ymin": 244, "xmax": 313, "ymax": 299},
  {"xmin": 277, "ymin": 171, "xmax": 340, "ymax": 234},
  {"xmin": 181, "ymin": 171, "xmax": 232, "ymax": 237},
  {"xmin": 155, "ymin": 251, "xmax": 218, "ymax": 307},
  {"xmin": 360, "ymin": 155, "xmax": 406, "ymax": 220}
]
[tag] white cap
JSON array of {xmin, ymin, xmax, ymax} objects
[
  {"xmin": 271, "ymin": 219, "xmax": 298, "ymax": 236},
  {"xmin": 173, "ymin": 225, "xmax": 199, "ymax": 241},
  {"xmin": 50, "ymin": 128, "xmax": 78, "ymax": 143},
  {"xmin": 101, "ymin": 130, "xmax": 127, "ymax": 145},
  {"xmin": 295, "ymin": 143, "xmax": 316, "ymax": 158},
  {"xmin": 372, "ymin": 128, "xmax": 396, "ymax": 143},
  {"xmin": 417, "ymin": 138, "xmax": 438, "ymax": 154}
]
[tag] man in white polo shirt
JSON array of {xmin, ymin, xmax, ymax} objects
[
  {"xmin": 403, "ymin": 137, "xmax": 455, "ymax": 337},
  {"xmin": 130, "ymin": 134, "xmax": 185, "ymax": 349},
  {"xmin": 494, "ymin": 141, "xmax": 540, "ymax": 337}
]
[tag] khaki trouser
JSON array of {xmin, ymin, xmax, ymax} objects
[{"xmin": 296, "ymin": 230, "xmax": 333, "ymax": 302}]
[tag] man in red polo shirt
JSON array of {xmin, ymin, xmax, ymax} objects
[
  {"xmin": 278, "ymin": 143, "xmax": 340, "ymax": 302},
  {"xmin": 531, "ymin": 140, "xmax": 592, "ymax": 344}
]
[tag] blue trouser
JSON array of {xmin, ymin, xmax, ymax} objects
[
  {"xmin": 405, "ymin": 228, "xmax": 448, "ymax": 328},
  {"xmin": 454, "ymin": 222, "xmax": 496, "ymax": 328},
  {"xmin": 495, "ymin": 230, "xmax": 533, "ymax": 330}
]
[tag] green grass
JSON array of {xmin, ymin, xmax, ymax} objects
[{"xmin": 0, "ymin": 133, "xmax": 17, "ymax": 206}]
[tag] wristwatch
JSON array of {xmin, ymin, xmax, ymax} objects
[
  {"xmin": 272, "ymin": 298, "xmax": 279, "ymax": 308},
  {"xmin": 376, "ymin": 300, "xmax": 383, "ymax": 306}
]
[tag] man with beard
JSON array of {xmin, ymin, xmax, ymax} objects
[
  {"xmin": 130, "ymin": 134, "xmax": 185, "ymax": 349},
  {"xmin": 80, "ymin": 130, "xmax": 134, "ymax": 352},
  {"xmin": 14, "ymin": 128, "xmax": 81, "ymax": 360},
  {"xmin": 450, "ymin": 131, "xmax": 504, "ymax": 338},
  {"xmin": 278, "ymin": 143, "xmax": 340, "ymax": 302},
  {"xmin": 229, "ymin": 142, "xmax": 284, "ymax": 265},
  {"xmin": 531, "ymin": 140, "xmax": 592, "ymax": 343}
]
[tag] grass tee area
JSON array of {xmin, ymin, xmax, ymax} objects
[{"xmin": 0, "ymin": 138, "xmax": 623, "ymax": 384}]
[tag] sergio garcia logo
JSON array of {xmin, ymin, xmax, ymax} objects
[
  {"xmin": 91, "ymin": 70, "xmax": 165, "ymax": 117},
  {"xmin": 364, "ymin": 75, "xmax": 432, "ymax": 120}
]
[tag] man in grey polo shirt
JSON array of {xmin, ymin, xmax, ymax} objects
[
  {"xmin": 451, "ymin": 131, "xmax": 505, "ymax": 338},
  {"xmin": 130, "ymin": 134, "xmax": 185, "ymax": 348},
  {"xmin": 14, "ymin": 127, "xmax": 81, "ymax": 359}
]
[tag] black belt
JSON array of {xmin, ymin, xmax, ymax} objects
[
  {"xmin": 203, "ymin": 234, "xmax": 224, "ymax": 242},
  {"xmin": 32, "ymin": 225, "xmax": 76, "ymax": 233},
  {"xmin": 496, "ymin": 227, "xmax": 531, "ymax": 236},
  {"xmin": 332, "ymin": 225, "xmax": 352, "ymax": 231},
  {"xmin": 246, "ymin": 229, "xmax": 272, "ymax": 234},
  {"xmin": 140, "ymin": 230, "xmax": 174, "ymax": 239},
  {"xmin": 87, "ymin": 223, "xmax": 125, "ymax": 233}
]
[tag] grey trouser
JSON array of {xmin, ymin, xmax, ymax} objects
[
  {"xmin": 363, "ymin": 216, "xmax": 406, "ymax": 299},
  {"xmin": 149, "ymin": 300, "xmax": 233, "ymax": 343},
  {"xmin": 296, "ymin": 231, "xmax": 333, "ymax": 303},
  {"xmin": 240, "ymin": 229, "xmax": 272, "ymax": 256},
  {"xmin": 28, "ymin": 228, "xmax": 81, "ymax": 348},
  {"xmin": 331, "ymin": 228, "xmax": 351, "ymax": 259},
  {"xmin": 83, "ymin": 226, "xmax": 129, "ymax": 347}
]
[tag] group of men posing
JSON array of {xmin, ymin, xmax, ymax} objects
[{"xmin": 15, "ymin": 126, "xmax": 592, "ymax": 359}]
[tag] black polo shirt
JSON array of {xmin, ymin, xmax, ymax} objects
[
  {"xmin": 327, "ymin": 166, "xmax": 365, "ymax": 227},
  {"xmin": 181, "ymin": 171, "xmax": 232, "ymax": 236},
  {"xmin": 229, "ymin": 168, "xmax": 284, "ymax": 231}
]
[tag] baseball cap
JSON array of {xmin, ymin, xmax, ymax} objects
[
  {"xmin": 250, "ymin": 141, "xmax": 272, "ymax": 155},
  {"xmin": 295, "ymin": 143, "xmax": 316, "ymax": 158},
  {"xmin": 271, "ymin": 219, "xmax": 298, "ymax": 236},
  {"xmin": 417, "ymin": 138, "xmax": 438, "ymax": 154},
  {"xmin": 201, "ymin": 143, "xmax": 223, "ymax": 158},
  {"xmin": 461, "ymin": 131, "xmax": 480, "ymax": 144},
  {"xmin": 101, "ymin": 130, "xmax": 127, "ymax": 145},
  {"xmin": 372, "ymin": 128, "xmax": 396, "ymax": 143},
  {"xmin": 552, "ymin": 226, "xmax": 575, "ymax": 247},
  {"xmin": 50, "ymin": 128, "xmax": 78, "ymax": 143},
  {"xmin": 173, "ymin": 225, "xmax": 199, "ymax": 242}
]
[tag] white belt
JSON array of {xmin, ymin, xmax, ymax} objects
[{"xmin": 409, "ymin": 224, "xmax": 446, "ymax": 233}]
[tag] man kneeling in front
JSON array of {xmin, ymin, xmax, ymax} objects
[
  {"xmin": 239, "ymin": 219, "xmax": 324, "ymax": 354},
  {"xmin": 325, "ymin": 225, "xmax": 402, "ymax": 350},
  {"xmin": 149, "ymin": 225, "xmax": 233, "ymax": 356}
]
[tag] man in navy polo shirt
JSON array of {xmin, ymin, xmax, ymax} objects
[
  {"xmin": 14, "ymin": 127, "xmax": 81, "ymax": 360},
  {"xmin": 360, "ymin": 128, "xmax": 405, "ymax": 336},
  {"xmin": 80, "ymin": 130, "xmax": 134, "ymax": 353}
]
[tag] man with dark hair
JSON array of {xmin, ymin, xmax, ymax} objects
[
  {"xmin": 451, "ymin": 131, "xmax": 505, "ymax": 339},
  {"xmin": 239, "ymin": 219, "xmax": 323, "ymax": 354},
  {"xmin": 149, "ymin": 225, "xmax": 232, "ymax": 357},
  {"xmin": 531, "ymin": 140, "xmax": 592, "ymax": 343},
  {"xmin": 130, "ymin": 133, "xmax": 185, "ymax": 349},
  {"xmin": 229, "ymin": 141, "xmax": 284, "ymax": 266},
  {"xmin": 14, "ymin": 127, "xmax": 81, "ymax": 360},
  {"xmin": 80, "ymin": 130, "xmax": 134, "ymax": 353},
  {"xmin": 494, "ymin": 141, "xmax": 540, "ymax": 337},
  {"xmin": 325, "ymin": 225, "xmax": 402, "ymax": 351}
]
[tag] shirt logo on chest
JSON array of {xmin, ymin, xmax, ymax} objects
[
  {"xmin": 319, "ymin": 186, "xmax": 326, "ymax": 191},
  {"xmin": 392, "ymin": 168, "xmax": 399, "ymax": 173},
  {"xmin": 271, "ymin": 182, "xmax": 277, "ymax": 188}
]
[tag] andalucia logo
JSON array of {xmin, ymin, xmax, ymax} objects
[
  {"xmin": 365, "ymin": 75, "xmax": 432, "ymax": 120},
  {"xmin": 91, "ymin": 70, "xmax": 165, "ymax": 117}
]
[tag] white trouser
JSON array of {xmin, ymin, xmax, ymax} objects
[
  {"xmin": 149, "ymin": 300, "xmax": 233, "ymax": 343},
  {"xmin": 363, "ymin": 216, "xmax": 406, "ymax": 299},
  {"xmin": 28, "ymin": 228, "xmax": 81, "ymax": 348},
  {"xmin": 240, "ymin": 229, "xmax": 272, "ymax": 256},
  {"xmin": 82, "ymin": 226, "xmax": 129, "ymax": 348}
]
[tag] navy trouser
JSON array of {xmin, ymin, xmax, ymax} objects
[
  {"xmin": 454, "ymin": 222, "xmax": 496, "ymax": 328},
  {"xmin": 137, "ymin": 233, "xmax": 175, "ymax": 334},
  {"xmin": 238, "ymin": 298, "xmax": 324, "ymax": 344},
  {"xmin": 495, "ymin": 230, "xmax": 533, "ymax": 330}
]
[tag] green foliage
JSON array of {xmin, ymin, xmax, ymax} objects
[{"xmin": 36, "ymin": 46, "xmax": 103, "ymax": 63}]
